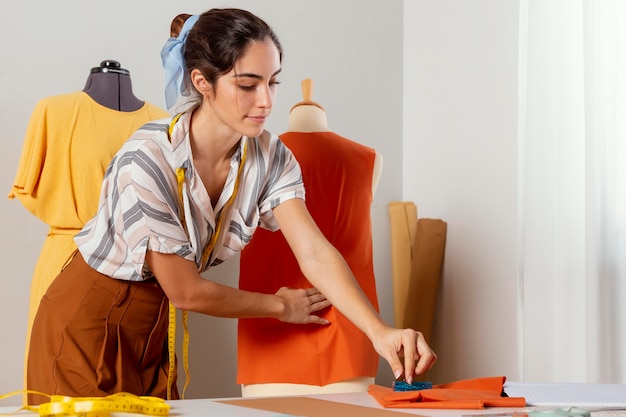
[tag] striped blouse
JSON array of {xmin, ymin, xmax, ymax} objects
[{"xmin": 75, "ymin": 111, "xmax": 304, "ymax": 281}]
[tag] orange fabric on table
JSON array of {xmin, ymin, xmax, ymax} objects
[
  {"xmin": 368, "ymin": 376, "xmax": 527, "ymax": 409},
  {"xmin": 237, "ymin": 131, "xmax": 379, "ymax": 386}
]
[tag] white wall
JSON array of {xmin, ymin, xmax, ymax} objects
[
  {"xmin": 0, "ymin": 0, "xmax": 402, "ymax": 403},
  {"xmin": 404, "ymin": 0, "xmax": 521, "ymax": 382}
]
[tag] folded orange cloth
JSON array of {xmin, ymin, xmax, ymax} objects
[{"xmin": 369, "ymin": 376, "xmax": 526, "ymax": 409}]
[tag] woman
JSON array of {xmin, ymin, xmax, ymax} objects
[{"xmin": 27, "ymin": 8, "xmax": 436, "ymax": 404}]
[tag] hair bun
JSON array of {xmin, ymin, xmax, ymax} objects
[{"xmin": 170, "ymin": 13, "xmax": 193, "ymax": 38}]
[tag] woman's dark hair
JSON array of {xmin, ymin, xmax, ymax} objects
[
  {"xmin": 181, "ymin": 8, "xmax": 283, "ymax": 92},
  {"xmin": 170, "ymin": 13, "xmax": 192, "ymax": 38}
]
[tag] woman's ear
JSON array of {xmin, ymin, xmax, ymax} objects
[{"xmin": 190, "ymin": 69, "xmax": 211, "ymax": 96}]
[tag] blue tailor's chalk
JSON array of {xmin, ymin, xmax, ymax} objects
[{"xmin": 392, "ymin": 381, "xmax": 433, "ymax": 391}]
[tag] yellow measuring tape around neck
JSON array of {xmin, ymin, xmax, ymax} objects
[
  {"xmin": 165, "ymin": 113, "xmax": 247, "ymax": 399},
  {"xmin": 0, "ymin": 390, "xmax": 170, "ymax": 417}
]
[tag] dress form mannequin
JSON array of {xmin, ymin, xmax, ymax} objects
[
  {"xmin": 11, "ymin": 63, "xmax": 168, "ymax": 401},
  {"xmin": 82, "ymin": 60, "xmax": 144, "ymax": 112},
  {"xmin": 239, "ymin": 79, "xmax": 383, "ymax": 397},
  {"xmin": 287, "ymin": 79, "xmax": 383, "ymax": 193},
  {"xmin": 286, "ymin": 80, "xmax": 329, "ymax": 133}
]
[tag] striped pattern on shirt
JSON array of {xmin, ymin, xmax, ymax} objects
[{"xmin": 75, "ymin": 111, "xmax": 304, "ymax": 281}]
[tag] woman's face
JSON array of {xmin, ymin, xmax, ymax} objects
[{"xmin": 210, "ymin": 39, "xmax": 282, "ymax": 138}]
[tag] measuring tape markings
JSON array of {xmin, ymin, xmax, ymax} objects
[
  {"xmin": 0, "ymin": 390, "xmax": 170, "ymax": 416},
  {"xmin": 165, "ymin": 114, "xmax": 247, "ymax": 399}
]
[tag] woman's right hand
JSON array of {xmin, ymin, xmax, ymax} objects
[
  {"xmin": 147, "ymin": 251, "xmax": 331, "ymax": 321},
  {"xmin": 274, "ymin": 286, "xmax": 331, "ymax": 325}
]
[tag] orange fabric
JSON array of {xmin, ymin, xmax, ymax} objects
[
  {"xmin": 368, "ymin": 376, "xmax": 526, "ymax": 409},
  {"xmin": 237, "ymin": 131, "xmax": 379, "ymax": 385}
]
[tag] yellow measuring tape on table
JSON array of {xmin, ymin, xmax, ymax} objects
[{"xmin": 0, "ymin": 390, "xmax": 170, "ymax": 416}]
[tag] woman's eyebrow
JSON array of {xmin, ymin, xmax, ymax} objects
[{"xmin": 233, "ymin": 68, "xmax": 282, "ymax": 80}]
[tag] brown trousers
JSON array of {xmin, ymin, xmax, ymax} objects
[{"xmin": 27, "ymin": 251, "xmax": 178, "ymax": 405}]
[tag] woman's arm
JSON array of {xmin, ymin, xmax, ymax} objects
[
  {"xmin": 145, "ymin": 250, "xmax": 331, "ymax": 324},
  {"xmin": 272, "ymin": 198, "xmax": 437, "ymax": 382}
]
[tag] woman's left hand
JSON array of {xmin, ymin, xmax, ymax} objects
[
  {"xmin": 272, "ymin": 199, "xmax": 437, "ymax": 381},
  {"xmin": 372, "ymin": 327, "xmax": 437, "ymax": 384}
]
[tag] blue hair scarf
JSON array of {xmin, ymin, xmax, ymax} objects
[{"xmin": 160, "ymin": 14, "xmax": 200, "ymax": 111}]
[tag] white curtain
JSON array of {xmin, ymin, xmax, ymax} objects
[{"xmin": 518, "ymin": 0, "xmax": 626, "ymax": 383}]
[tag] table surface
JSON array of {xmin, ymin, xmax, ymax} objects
[
  {"xmin": 0, "ymin": 391, "xmax": 531, "ymax": 417},
  {"xmin": 2, "ymin": 384, "xmax": 625, "ymax": 417}
]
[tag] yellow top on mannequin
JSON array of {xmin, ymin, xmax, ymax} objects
[{"xmin": 286, "ymin": 79, "xmax": 383, "ymax": 194}]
